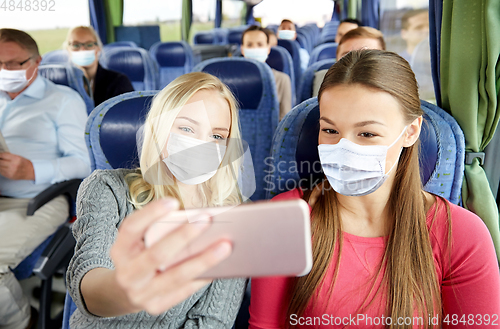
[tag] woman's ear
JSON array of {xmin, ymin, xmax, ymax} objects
[{"xmin": 403, "ymin": 116, "xmax": 422, "ymax": 147}]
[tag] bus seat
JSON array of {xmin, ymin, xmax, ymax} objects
[
  {"xmin": 194, "ymin": 31, "xmax": 216, "ymax": 45},
  {"xmin": 296, "ymin": 30, "xmax": 311, "ymax": 54},
  {"xmin": 308, "ymin": 42, "xmax": 338, "ymax": 66},
  {"xmin": 266, "ymin": 24, "xmax": 279, "ymax": 34},
  {"xmin": 62, "ymin": 290, "xmax": 77, "ymax": 329},
  {"xmin": 277, "ymin": 39, "xmax": 303, "ymax": 91},
  {"xmin": 85, "ymin": 90, "xmax": 157, "ymax": 171},
  {"xmin": 265, "ymin": 98, "xmax": 465, "ymax": 205},
  {"xmin": 266, "ymin": 46, "xmax": 297, "ymax": 106},
  {"xmin": 298, "ymin": 59, "xmax": 335, "ymax": 103},
  {"xmin": 149, "ymin": 41, "xmax": 194, "ymax": 89},
  {"xmin": 228, "ymin": 30, "xmax": 244, "ymax": 45},
  {"xmin": 100, "ymin": 47, "xmax": 158, "ymax": 91},
  {"xmin": 213, "ymin": 28, "xmax": 229, "ymax": 45},
  {"xmin": 41, "ymin": 50, "xmax": 69, "ymax": 64},
  {"xmin": 38, "ymin": 63, "xmax": 94, "ymax": 114},
  {"xmin": 194, "ymin": 57, "xmax": 280, "ymax": 200},
  {"xmin": 13, "ymin": 179, "xmax": 81, "ymax": 329},
  {"xmin": 318, "ymin": 21, "xmax": 339, "ymax": 45},
  {"xmin": 102, "ymin": 41, "xmax": 138, "ymax": 50}
]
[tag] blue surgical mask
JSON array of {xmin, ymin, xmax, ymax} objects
[
  {"xmin": 70, "ymin": 50, "xmax": 96, "ymax": 67},
  {"xmin": 242, "ymin": 47, "xmax": 269, "ymax": 62},
  {"xmin": 278, "ymin": 30, "xmax": 296, "ymax": 40}
]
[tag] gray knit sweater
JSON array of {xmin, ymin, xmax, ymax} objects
[{"xmin": 66, "ymin": 169, "xmax": 247, "ymax": 329}]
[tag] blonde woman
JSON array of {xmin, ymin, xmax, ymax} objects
[
  {"xmin": 64, "ymin": 26, "xmax": 134, "ymax": 106},
  {"xmin": 249, "ymin": 50, "xmax": 500, "ymax": 328},
  {"xmin": 66, "ymin": 72, "xmax": 247, "ymax": 328}
]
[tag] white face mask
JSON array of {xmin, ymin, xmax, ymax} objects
[
  {"xmin": 242, "ymin": 47, "xmax": 269, "ymax": 62},
  {"xmin": 278, "ymin": 30, "xmax": 296, "ymax": 40},
  {"xmin": 162, "ymin": 133, "xmax": 226, "ymax": 185},
  {"xmin": 0, "ymin": 66, "xmax": 36, "ymax": 93},
  {"xmin": 70, "ymin": 50, "xmax": 96, "ymax": 67},
  {"xmin": 318, "ymin": 126, "xmax": 407, "ymax": 196}
]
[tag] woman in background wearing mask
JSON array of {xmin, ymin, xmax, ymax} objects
[
  {"xmin": 64, "ymin": 26, "xmax": 134, "ymax": 107},
  {"xmin": 66, "ymin": 72, "xmax": 247, "ymax": 328},
  {"xmin": 241, "ymin": 25, "xmax": 292, "ymax": 120},
  {"xmin": 248, "ymin": 50, "xmax": 500, "ymax": 328}
]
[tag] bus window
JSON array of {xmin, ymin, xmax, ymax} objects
[
  {"xmin": 0, "ymin": 0, "xmax": 89, "ymax": 55},
  {"xmin": 123, "ymin": 0, "xmax": 182, "ymax": 42},
  {"xmin": 253, "ymin": 0, "xmax": 333, "ymax": 28},
  {"xmin": 221, "ymin": 0, "xmax": 245, "ymax": 29},
  {"xmin": 380, "ymin": 0, "xmax": 435, "ymax": 102},
  {"xmin": 191, "ymin": 0, "xmax": 216, "ymax": 43}
]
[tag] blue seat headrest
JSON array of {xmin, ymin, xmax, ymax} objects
[
  {"xmin": 154, "ymin": 43, "xmax": 186, "ymax": 67},
  {"xmin": 99, "ymin": 96, "xmax": 154, "ymax": 169},
  {"xmin": 106, "ymin": 50, "xmax": 145, "ymax": 82},
  {"xmin": 296, "ymin": 105, "xmax": 438, "ymax": 187},
  {"xmin": 266, "ymin": 48, "xmax": 284, "ymax": 72},
  {"xmin": 318, "ymin": 45, "xmax": 338, "ymax": 61},
  {"xmin": 228, "ymin": 31, "xmax": 243, "ymax": 45},
  {"xmin": 199, "ymin": 61, "xmax": 263, "ymax": 110},
  {"xmin": 39, "ymin": 66, "xmax": 70, "ymax": 86},
  {"xmin": 195, "ymin": 32, "xmax": 215, "ymax": 44}
]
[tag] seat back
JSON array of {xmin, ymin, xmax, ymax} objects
[
  {"xmin": 319, "ymin": 21, "xmax": 339, "ymax": 44},
  {"xmin": 308, "ymin": 42, "xmax": 338, "ymax": 65},
  {"xmin": 100, "ymin": 47, "xmax": 158, "ymax": 91},
  {"xmin": 227, "ymin": 30, "xmax": 244, "ymax": 45},
  {"xmin": 102, "ymin": 41, "xmax": 138, "ymax": 51},
  {"xmin": 298, "ymin": 59, "xmax": 335, "ymax": 103},
  {"xmin": 41, "ymin": 50, "xmax": 69, "ymax": 64},
  {"xmin": 266, "ymin": 98, "xmax": 465, "ymax": 204},
  {"xmin": 266, "ymin": 46, "xmax": 296, "ymax": 106},
  {"xmin": 277, "ymin": 39, "xmax": 303, "ymax": 91},
  {"xmin": 85, "ymin": 91, "xmax": 157, "ymax": 171},
  {"xmin": 194, "ymin": 31, "xmax": 217, "ymax": 44},
  {"xmin": 193, "ymin": 57, "xmax": 280, "ymax": 200},
  {"xmin": 38, "ymin": 63, "xmax": 95, "ymax": 114},
  {"xmin": 149, "ymin": 41, "xmax": 194, "ymax": 88}
]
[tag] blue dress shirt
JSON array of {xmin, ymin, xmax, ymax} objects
[{"xmin": 0, "ymin": 75, "xmax": 91, "ymax": 198}]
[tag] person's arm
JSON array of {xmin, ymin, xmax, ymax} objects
[
  {"xmin": 31, "ymin": 92, "xmax": 90, "ymax": 185},
  {"xmin": 182, "ymin": 278, "xmax": 247, "ymax": 328},
  {"xmin": 67, "ymin": 170, "xmax": 232, "ymax": 318},
  {"xmin": 279, "ymin": 73, "xmax": 292, "ymax": 121},
  {"xmin": 440, "ymin": 203, "xmax": 500, "ymax": 328}
]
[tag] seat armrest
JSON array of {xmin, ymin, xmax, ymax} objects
[
  {"xmin": 27, "ymin": 179, "xmax": 82, "ymax": 216},
  {"xmin": 33, "ymin": 222, "xmax": 76, "ymax": 280}
]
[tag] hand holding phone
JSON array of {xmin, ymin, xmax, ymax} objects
[{"xmin": 145, "ymin": 199, "xmax": 312, "ymax": 278}]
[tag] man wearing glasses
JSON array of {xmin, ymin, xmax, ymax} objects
[{"xmin": 0, "ymin": 28, "xmax": 90, "ymax": 329}]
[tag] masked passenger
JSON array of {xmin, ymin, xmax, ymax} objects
[
  {"xmin": 67, "ymin": 72, "xmax": 247, "ymax": 328},
  {"xmin": 249, "ymin": 50, "xmax": 500, "ymax": 328}
]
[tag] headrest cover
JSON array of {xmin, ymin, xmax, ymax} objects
[
  {"xmin": 201, "ymin": 61, "xmax": 263, "ymax": 110},
  {"xmin": 107, "ymin": 50, "xmax": 145, "ymax": 81},
  {"xmin": 155, "ymin": 43, "xmax": 187, "ymax": 67}
]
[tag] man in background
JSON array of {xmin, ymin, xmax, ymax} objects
[
  {"xmin": 0, "ymin": 28, "xmax": 90, "ymax": 329},
  {"xmin": 334, "ymin": 18, "xmax": 362, "ymax": 43},
  {"xmin": 277, "ymin": 19, "xmax": 310, "ymax": 73}
]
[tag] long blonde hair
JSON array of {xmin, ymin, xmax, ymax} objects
[
  {"xmin": 127, "ymin": 72, "xmax": 244, "ymax": 209},
  {"xmin": 286, "ymin": 50, "xmax": 449, "ymax": 328}
]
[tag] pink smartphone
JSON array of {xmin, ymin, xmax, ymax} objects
[{"xmin": 144, "ymin": 199, "xmax": 312, "ymax": 278}]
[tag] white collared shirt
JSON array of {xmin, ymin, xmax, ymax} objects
[{"xmin": 0, "ymin": 75, "xmax": 91, "ymax": 198}]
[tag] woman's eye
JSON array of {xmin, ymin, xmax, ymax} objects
[
  {"xmin": 360, "ymin": 132, "xmax": 376, "ymax": 138},
  {"xmin": 321, "ymin": 128, "xmax": 338, "ymax": 135},
  {"xmin": 179, "ymin": 126, "xmax": 193, "ymax": 133},
  {"xmin": 212, "ymin": 134, "xmax": 225, "ymax": 140}
]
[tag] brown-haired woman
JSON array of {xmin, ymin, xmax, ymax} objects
[{"xmin": 248, "ymin": 50, "xmax": 500, "ymax": 328}]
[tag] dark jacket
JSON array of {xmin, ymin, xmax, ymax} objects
[{"xmin": 93, "ymin": 64, "xmax": 134, "ymax": 106}]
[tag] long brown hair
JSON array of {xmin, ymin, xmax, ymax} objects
[{"xmin": 286, "ymin": 50, "xmax": 445, "ymax": 328}]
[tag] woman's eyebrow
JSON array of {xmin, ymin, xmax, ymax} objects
[
  {"xmin": 213, "ymin": 127, "xmax": 229, "ymax": 132},
  {"xmin": 176, "ymin": 117, "xmax": 199, "ymax": 125},
  {"xmin": 319, "ymin": 117, "xmax": 385, "ymax": 127},
  {"xmin": 354, "ymin": 120, "xmax": 385, "ymax": 127}
]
